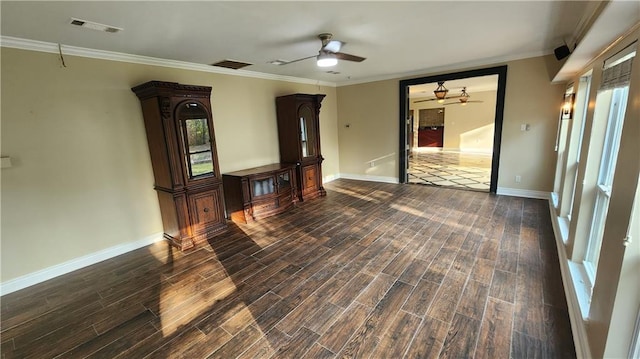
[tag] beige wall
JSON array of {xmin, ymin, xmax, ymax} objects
[
  {"xmin": 500, "ymin": 56, "xmax": 564, "ymax": 192},
  {"xmin": 0, "ymin": 47, "xmax": 338, "ymax": 282},
  {"xmin": 337, "ymin": 79, "xmax": 399, "ymax": 180},
  {"xmin": 410, "ymin": 90, "xmax": 497, "ymax": 152},
  {"xmin": 337, "ymin": 55, "xmax": 565, "ymax": 190}
]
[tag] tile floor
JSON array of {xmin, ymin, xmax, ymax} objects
[
  {"xmin": 408, "ymin": 149, "xmax": 492, "ymax": 192},
  {"xmin": 0, "ymin": 179, "xmax": 575, "ymax": 358}
]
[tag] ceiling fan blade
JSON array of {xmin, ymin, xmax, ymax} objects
[
  {"xmin": 322, "ymin": 40, "xmax": 343, "ymax": 53},
  {"xmin": 280, "ymin": 54, "xmax": 316, "ymax": 65},
  {"xmin": 443, "ymin": 100, "xmax": 485, "ymax": 106},
  {"xmin": 335, "ymin": 52, "xmax": 366, "ymax": 62},
  {"xmin": 413, "ymin": 94, "xmax": 463, "ymax": 103}
]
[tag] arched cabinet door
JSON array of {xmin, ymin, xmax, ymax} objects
[
  {"xmin": 276, "ymin": 93, "xmax": 326, "ymax": 202},
  {"xmin": 132, "ymin": 81, "xmax": 226, "ymax": 250}
]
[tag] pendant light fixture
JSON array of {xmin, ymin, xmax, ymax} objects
[
  {"xmin": 459, "ymin": 87, "xmax": 470, "ymax": 105},
  {"xmin": 433, "ymin": 81, "xmax": 449, "ymax": 103}
]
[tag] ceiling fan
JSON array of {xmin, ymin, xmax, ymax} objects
[
  {"xmin": 413, "ymin": 81, "xmax": 464, "ymax": 103},
  {"xmin": 277, "ymin": 33, "xmax": 366, "ymax": 67},
  {"xmin": 443, "ymin": 87, "xmax": 484, "ymax": 106}
]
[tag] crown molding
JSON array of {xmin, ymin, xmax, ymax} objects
[
  {"xmin": 0, "ymin": 36, "xmax": 337, "ymax": 87},
  {"xmin": 0, "ymin": 36, "xmax": 552, "ymax": 89}
]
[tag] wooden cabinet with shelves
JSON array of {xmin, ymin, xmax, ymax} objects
[
  {"xmin": 222, "ymin": 163, "xmax": 296, "ymax": 223},
  {"xmin": 276, "ymin": 93, "xmax": 326, "ymax": 202},
  {"xmin": 132, "ymin": 81, "xmax": 226, "ymax": 250}
]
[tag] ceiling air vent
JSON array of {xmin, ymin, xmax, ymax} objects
[
  {"xmin": 70, "ymin": 18, "xmax": 122, "ymax": 33},
  {"xmin": 268, "ymin": 60, "xmax": 288, "ymax": 66},
  {"xmin": 211, "ymin": 60, "xmax": 253, "ymax": 70}
]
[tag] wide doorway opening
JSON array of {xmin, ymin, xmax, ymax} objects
[{"xmin": 399, "ymin": 66, "xmax": 507, "ymax": 193}]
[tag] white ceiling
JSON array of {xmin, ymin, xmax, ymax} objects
[{"xmin": 0, "ymin": 1, "xmax": 637, "ymax": 86}]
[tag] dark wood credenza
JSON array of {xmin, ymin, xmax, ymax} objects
[{"xmin": 222, "ymin": 163, "xmax": 296, "ymax": 223}]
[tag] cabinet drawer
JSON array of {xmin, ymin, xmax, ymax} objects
[
  {"xmin": 278, "ymin": 191, "xmax": 294, "ymax": 210},
  {"xmin": 252, "ymin": 199, "xmax": 278, "ymax": 214},
  {"xmin": 188, "ymin": 189, "xmax": 223, "ymax": 228}
]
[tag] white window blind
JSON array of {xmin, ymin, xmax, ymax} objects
[
  {"xmin": 600, "ymin": 43, "xmax": 636, "ymax": 91},
  {"xmin": 600, "ymin": 58, "xmax": 633, "ymax": 90}
]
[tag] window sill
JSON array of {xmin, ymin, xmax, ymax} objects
[
  {"xmin": 551, "ymin": 191, "xmax": 560, "ymax": 209},
  {"xmin": 568, "ymin": 261, "xmax": 592, "ymax": 320},
  {"xmin": 558, "ymin": 216, "xmax": 570, "ymax": 244}
]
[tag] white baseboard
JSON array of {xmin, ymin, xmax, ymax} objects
[
  {"xmin": 496, "ymin": 187, "xmax": 549, "ymax": 199},
  {"xmin": 458, "ymin": 148, "xmax": 493, "ymax": 155},
  {"xmin": 338, "ymin": 173, "xmax": 399, "ymax": 184},
  {"xmin": 412, "ymin": 147, "xmax": 492, "ymax": 155},
  {"xmin": 548, "ymin": 199, "xmax": 592, "ymax": 359},
  {"xmin": 0, "ymin": 232, "xmax": 164, "ymax": 296},
  {"xmin": 323, "ymin": 174, "xmax": 340, "ymax": 183}
]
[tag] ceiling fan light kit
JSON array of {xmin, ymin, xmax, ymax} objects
[
  {"xmin": 317, "ymin": 52, "xmax": 338, "ymax": 67},
  {"xmin": 443, "ymin": 87, "xmax": 484, "ymax": 106},
  {"xmin": 433, "ymin": 81, "xmax": 449, "ymax": 103},
  {"xmin": 459, "ymin": 87, "xmax": 470, "ymax": 105}
]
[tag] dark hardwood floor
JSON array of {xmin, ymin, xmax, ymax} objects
[{"xmin": 0, "ymin": 179, "xmax": 575, "ymax": 358}]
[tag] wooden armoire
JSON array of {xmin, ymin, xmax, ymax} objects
[
  {"xmin": 132, "ymin": 81, "xmax": 226, "ymax": 250},
  {"xmin": 276, "ymin": 93, "xmax": 326, "ymax": 202}
]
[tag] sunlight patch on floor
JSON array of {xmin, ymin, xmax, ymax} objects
[
  {"xmin": 159, "ymin": 276, "xmax": 237, "ymax": 336},
  {"xmin": 390, "ymin": 203, "xmax": 430, "ymax": 219}
]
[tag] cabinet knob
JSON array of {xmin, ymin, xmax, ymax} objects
[{"xmin": 203, "ymin": 207, "xmax": 209, "ymax": 212}]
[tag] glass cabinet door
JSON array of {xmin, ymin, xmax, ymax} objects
[
  {"xmin": 299, "ymin": 105, "xmax": 317, "ymax": 158},
  {"xmin": 277, "ymin": 171, "xmax": 291, "ymax": 190},
  {"xmin": 251, "ymin": 177, "xmax": 275, "ymax": 198},
  {"xmin": 178, "ymin": 103, "xmax": 215, "ymax": 178}
]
